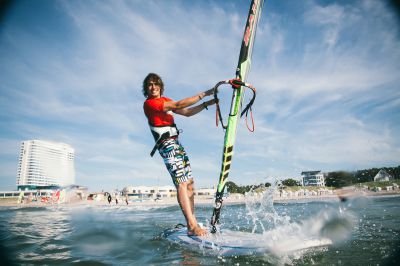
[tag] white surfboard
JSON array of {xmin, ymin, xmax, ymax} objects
[{"xmin": 163, "ymin": 225, "xmax": 332, "ymax": 256}]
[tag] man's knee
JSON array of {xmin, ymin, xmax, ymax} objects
[
  {"xmin": 177, "ymin": 179, "xmax": 193, "ymax": 191},
  {"xmin": 187, "ymin": 178, "xmax": 194, "ymax": 189}
]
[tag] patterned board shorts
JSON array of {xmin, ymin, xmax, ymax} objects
[{"xmin": 158, "ymin": 138, "xmax": 192, "ymax": 187}]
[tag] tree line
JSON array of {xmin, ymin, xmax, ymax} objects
[
  {"xmin": 225, "ymin": 181, "xmax": 271, "ymax": 195},
  {"xmin": 325, "ymin": 165, "xmax": 400, "ymax": 188},
  {"xmin": 225, "ymin": 179, "xmax": 301, "ymax": 194},
  {"xmin": 225, "ymin": 165, "xmax": 400, "ymax": 193}
]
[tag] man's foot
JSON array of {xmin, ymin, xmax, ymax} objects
[{"xmin": 187, "ymin": 225, "xmax": 208, "ymax": 236}]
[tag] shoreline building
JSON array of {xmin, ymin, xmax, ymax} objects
[
  {"xmin": 301, "ymin": 171, "xmax": 325, "ymax": 187},
  {"xmin": 17, "ymin": 140, "xmax": 76, "ymax": 190},
  {"xmin": 373, "ymin": 169, "xmax": 393, "ymax": 182},
  {"xmin": 122, "ymin": 185, "xmax": 177, "ymax": 200},
  {"xmin": 122, "ymin": 185, "xmax": 215, "ymax": 200}
]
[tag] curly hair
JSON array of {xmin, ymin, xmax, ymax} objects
[{"xmin": 142, "ymin": 73, "xmax": 164, "ymax": 98}]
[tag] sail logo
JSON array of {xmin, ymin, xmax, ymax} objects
[{"xmin": 243, "ymin": 0, "xmax": 259, "ymax": 47}]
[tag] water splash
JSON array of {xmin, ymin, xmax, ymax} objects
[
  {"xmin": 237, "ymin": 180, "xmax": 356, "ymax": 259},
  {"xmin": 244, "ymin": 180, "xmax": 290, "ymax": 233}
]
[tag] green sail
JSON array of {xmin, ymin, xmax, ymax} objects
[{"xmin": 211, "ymin": 0, "xmax": 265, "ymax": 232}]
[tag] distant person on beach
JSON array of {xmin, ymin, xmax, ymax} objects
[
  {"xmin": 142, "ymin": 73, "xmax": 216, "ymax": 236},
  {"xmin": 18, "ymin": 191, "xmax": 24, "ymax": 204},
  {"xmin": 107, "ymin": 194, "xmax": 112, "ymax": 204}
]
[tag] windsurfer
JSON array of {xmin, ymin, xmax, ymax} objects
[{"xmin": 142, "ymin": 73, "xmax": 216, "ymax": 236}]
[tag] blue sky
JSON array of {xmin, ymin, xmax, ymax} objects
[{"xmin": 0, "ymin": 0, "xmax": 399, "ymax": 192}]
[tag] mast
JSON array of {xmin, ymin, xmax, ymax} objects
[{"xmin": 211, "ymin": 0, "xmax": 264, "ymax": 233}]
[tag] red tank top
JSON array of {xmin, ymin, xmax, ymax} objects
[{"xmin": 143, "ymin": 97, "xmax": 175, "ymax": 126}]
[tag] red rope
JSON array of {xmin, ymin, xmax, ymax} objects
[
  {"xmin": 245, "ymin": 107, "xmax": 255, "ymax": 132},
  {"xmin": 216, "ymin": 106, "xmax": 219, "ymax": 127}
]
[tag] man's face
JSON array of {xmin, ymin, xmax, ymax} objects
[{"xmin": 147, "ymin": 80, "xmax": 161, "ymax": 98}]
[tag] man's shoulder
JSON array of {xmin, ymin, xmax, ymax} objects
[
  {"xmin": 163, "ymin": 97, "xmax": 173, "ymax": 102},
  {"xmin": 144, "ymin": 97, "xmax": 172, "ymax": 105}
]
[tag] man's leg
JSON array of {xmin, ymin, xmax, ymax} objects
[
  {"xmin": 177, "ymin": 181, "xmax": 206, "ymax": 236},
  {"xmin": 158, "ymin": 139, "xmax": 206, "ymax": 236},
  {"xmin": 187, "ymin": 179, "xmax": 195, "ymax": 215}
]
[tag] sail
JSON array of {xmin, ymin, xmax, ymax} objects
[{"xmin": 211, "ymin": 0, "xmax": 264, "ymax": 233}]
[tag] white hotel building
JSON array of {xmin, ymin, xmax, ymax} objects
[
  {"xmin": 301, "ymin": 171, "xmax": 326, "ymax": 187},
  {"xmin": 17, "ymin": 140, "xmax": 76, "ymax": 190}
]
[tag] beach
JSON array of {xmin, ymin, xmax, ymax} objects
[{"xmin": 1, "ymin": 188, "xmax": 398, "ymax": 208}]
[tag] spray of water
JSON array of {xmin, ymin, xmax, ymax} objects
[
  {"xmin": 240, "ymin": 180, "xmax": 356, "ymax": 256},
  {"xmin": 244, "ymin": 180, "xmax": 290, "ymax": 233}
]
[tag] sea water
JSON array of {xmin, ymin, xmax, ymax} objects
[{"xmin": 0, "ymin": 194, "xmax": 399, "ymax": 265}]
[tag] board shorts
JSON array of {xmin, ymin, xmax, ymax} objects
[{"xmin": 158, "ymin": 137, "xmax": 192, "ymax": 187}]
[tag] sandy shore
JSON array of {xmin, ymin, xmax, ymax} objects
[{"xmin": 1, "ymin": 190, "xmax": 398, "ymax": 208}]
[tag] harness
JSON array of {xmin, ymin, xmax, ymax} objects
[{"xmin": 149, "ymin": 124, "xmax": 180, "ymax": 157}]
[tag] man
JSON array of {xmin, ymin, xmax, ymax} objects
[{"xmin": 142, "ymin": 73, "xmax": 216, "ymax": 236}]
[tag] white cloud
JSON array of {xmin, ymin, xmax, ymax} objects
[
  {"xmin": 0, "ymin": 0, "xmax": 399, "ymax": 191},
  {"xmin": 304, "ymin": 3, "xmax": 346, "ymax": 47}
]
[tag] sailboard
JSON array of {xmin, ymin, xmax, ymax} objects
[
  {"xmin": 163, "ymin": 226, "xmax": 332, "ymax": 257},
  {"xmin": 210, "ymin": 0, "xmax": 265, "ymax": 233}
]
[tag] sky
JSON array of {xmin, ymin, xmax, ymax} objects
[{"xmin": 0, "ymin": 0, "xmax": 399, "ymax": 192}]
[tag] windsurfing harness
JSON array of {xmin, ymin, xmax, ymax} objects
[{"xmin": 149, "ymin": 124, "xmax": 180, "ymax": 157}]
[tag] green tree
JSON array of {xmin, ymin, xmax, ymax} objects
[
  {"xmin": 226, "ymin": 181, "xmax": 239, "ymax": 193},
  {"xmin": 354, "ymin": 169, "xmax": 376, "ymax": 183},
  {"xmin": 384, "ymin": 166, "xmax": 400, "ymax": 180},
  {"xmin": 226, "ymin": 181, "xmax": 270, "ymax": 194},
  {"xmin": 325, "ymin": 171, "xmax": 355, "ymax": 188},
  {"xmin": 393, "ymin": 165, "xmax": 400, "ymax": 179},
  {"xmin": 282, "ymin": 178, "xmax": 301, "ymax": 186}
]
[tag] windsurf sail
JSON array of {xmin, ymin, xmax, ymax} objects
[{"xmin": 210, "ymin": 0, "xmax": 264, "ymax": 233}]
